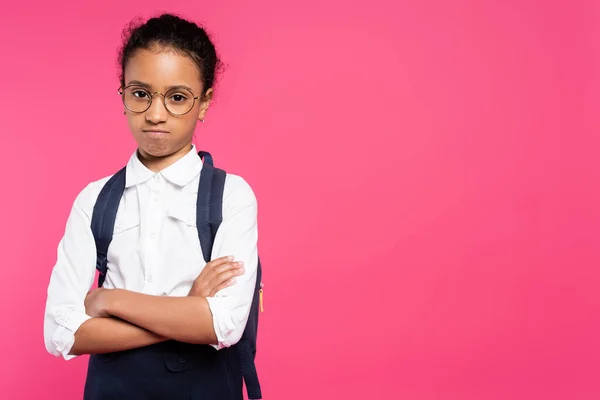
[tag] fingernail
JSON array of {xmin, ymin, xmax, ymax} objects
[
  {"xmin": 236, "ymin": 261, "xmax": 244, "ymax": 267},
  {"xmin": 227, "ymin": 256, "xmax": 234, "ymax": 261}
]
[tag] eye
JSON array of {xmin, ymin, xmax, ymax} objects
[
  {"xmin": 170, "ymin": 93, "xmax": 188, "ymax": 102},
  {"xmin": 133, "ymin": 90, "xmax": 149, "ymax": 99}
]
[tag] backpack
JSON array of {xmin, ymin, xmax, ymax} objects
[{"xmin": 90, "ymin": 150, "xmax": 263, "ymax": 400}]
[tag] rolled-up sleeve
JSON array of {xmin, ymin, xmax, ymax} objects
[
  {"xmin": 207, "ymin": 174, "xmax": 259, "ymax": 349},
  {"xmin": 43, "ymin": 183, "xmax": 98, "ymax": 360}
]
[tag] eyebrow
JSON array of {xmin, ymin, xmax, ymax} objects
[{"xmin": 126, "ymin": 80, "xmax": 196, "ymax": 92}]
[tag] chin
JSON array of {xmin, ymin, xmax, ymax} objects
[
  {"xmin": 139, "ymin": 142, "xmax": 174, "ymax": 159},
  {"xmin": 138, "ymin": 139, "xmax": 194, "ymax": 160}
]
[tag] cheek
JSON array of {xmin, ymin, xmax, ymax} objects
[
  {"xmin": 176, "ymin": 114, "xmax": 200, "ymax": 135},
  {"xmin": 126, "ymin": 113, "xmax": 142, "ymax": 127},
  {"xmin": 126, "ymin": 115, "xmax": 143, "ymax": 139}
]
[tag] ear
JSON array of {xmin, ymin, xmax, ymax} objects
[{"xmin": 198, "ymin": 88, "xmax": 214, "ymax": 121}]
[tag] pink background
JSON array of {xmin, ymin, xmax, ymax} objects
[{"xmin": 1, "ymin": 0, "xmax": 599, "ymax": 399}]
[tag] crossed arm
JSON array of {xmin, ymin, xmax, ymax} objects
[
  {"xmin": 70, "ymin": 257, "xmax": 244, "ymax": 355},
  {"xmin": 44, "ymin": 175, "xmax": 258, "ymax": 359}
]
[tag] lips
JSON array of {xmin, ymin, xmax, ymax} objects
[{"xmin": 142, "ymin": 129, "xmax": 170, "ymax": 137}]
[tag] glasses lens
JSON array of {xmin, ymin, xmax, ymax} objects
[
  {"xmin": 123, "ymin": 87, "xmax": 151, "ymax": 112},
  {"xmin": 164, "ymin": 88, "xmax": 195, "ymax": 115}
]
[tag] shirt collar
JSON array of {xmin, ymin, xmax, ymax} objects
[{"xmin": 125, "ymin": 144, "xmax": 203, "ymax": 188}]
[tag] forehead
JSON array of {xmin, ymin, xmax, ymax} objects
[{"xmin": 124, "ymin": 48, "xmax": 203, "ymax": 91}]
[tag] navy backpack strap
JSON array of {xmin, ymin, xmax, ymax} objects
[
  {"xmin": 197, "ymin": 150, "xmax": 214, "ymax": 167},
  {"xmin": 196, "ymin": 155, "xmax": 216, "ymax": 263},
  {"xmin": 90, "ymin": 167, "xmax": 127, "ymax": 288},
  {"xmin": 196, "ymin": 150, "xmax": 226, "ymax": 261},
  {"xmin": 196, "ymin": 150, "xmax": 262, "ymax": 399},
  {"xmin": 238, "ymin": 257, "xmax": 262, "ymax": 400}
]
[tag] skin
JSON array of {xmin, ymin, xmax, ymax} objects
[
  {"xmin": 125, "ymin": 46, "xmax": 213, "ymax": 172},
  {"xmin": 70, "ymin": 47, "xmax": 243, "ymax": 355}
]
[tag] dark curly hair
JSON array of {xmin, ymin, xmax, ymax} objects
[{"xmin": 118, "ymin": 13, "xmax": 223, "ymax": 98}]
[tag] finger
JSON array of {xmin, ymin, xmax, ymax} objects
[
  {"xmin": 210, "ymin": 266, "xmax": 245, "ymax": 288},
  {"xmin": 204, "ymin": 261, "xmax": 242, "ymax": 280},
  {"xmin": 193, "ymin": 257, "xmax": 235, "ymax": 282},
  {"xmin": 214, "ymin": 261, "xmax": 244, "ymax": 275},
  {"xmin": 209, "ymin": 278, "xmax": 236, "ymax": 296},
  {"xmin": 206, "ymin": 269, "xmax": 241, "ymax": 292},
  {"xmin": 206, "ymin": 256, "xmax": 235, "ymax": 270},
  {"xmin": 209, "ymin": 278, "xmax": 237, "ymax": 297},
  {"xmin": 195, "ymin": 260, "xmax": 242, "ymax": 288}
]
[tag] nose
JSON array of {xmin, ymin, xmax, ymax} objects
[{"xmin": 145, "ymin": 92, "xmax": 168, "ymax": 124}]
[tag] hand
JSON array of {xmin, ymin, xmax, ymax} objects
[
  {"xmin": 188, "ymin": 256, "xmax": 245, "ymax": 297},
  {"xmin": 85, "ymin": 288, "xmax": 112, "ymax": 318}
]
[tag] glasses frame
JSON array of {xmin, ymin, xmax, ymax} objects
[{"xmin": 118, "ymin": 84, "xmax": 202, "ymax": 116}]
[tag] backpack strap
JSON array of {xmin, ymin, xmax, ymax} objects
[
  {"xmin": 196, "ymin": 151, "xmax": 263, "ymax": 399},
  {"xmin": 196, "ymin": 152, "xmax": 226, "ymax": 262},
  {"xmin": 236, "ymin": 258, "xmax": 263, "ymax": 400},
  {"xmin": 90, "ymin": 167, "xmax": 127, "ymax": 287},
  {"xmin": 197, "ymin": 150, "xmax": 213, "ymax": 168}
]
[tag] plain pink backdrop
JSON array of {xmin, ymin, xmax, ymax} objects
[{"xmin": 1, "ymin": 0, "xmax": 599, "ymax": 399}]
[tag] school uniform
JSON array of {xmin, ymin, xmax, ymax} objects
[{"xmin": 43, "ymin": 145, "xmax": 259, "ymax": 399}]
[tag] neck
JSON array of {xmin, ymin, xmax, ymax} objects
[{"xmin": 137, "ymin": 143, "xmax": 193, "ymax": 173}]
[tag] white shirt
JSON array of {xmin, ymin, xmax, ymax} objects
[{"xmin": 43, "ymin": 145, "xmax": 258, "ymax": 360}]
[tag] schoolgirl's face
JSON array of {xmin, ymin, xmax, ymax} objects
[{"xmin": 122, "ymin": 47, "xmax": 212, "ymax": 159}]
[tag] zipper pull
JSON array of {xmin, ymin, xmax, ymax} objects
[{"xmin": 259, "ymin": 282, "xmax": 264, "ymax": 312}]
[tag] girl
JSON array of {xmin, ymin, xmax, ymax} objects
[{"xmin": 43, "ymin": 13, "xmax": 259, "ymax": 400}]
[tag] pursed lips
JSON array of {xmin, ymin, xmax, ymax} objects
[{"xmin": 142, "ymin": 129, "xmax": 170, "ymax": 136}]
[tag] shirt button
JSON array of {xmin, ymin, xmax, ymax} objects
[
  {"xmin": 153, "ymin": 174, "xmax": 160, "ymax": 181},
  {"xmin": 149, "ymin": 232, "xmax": 157, "ymax": 239},
  {"xmin": 146, "ymin": 275, "xmax": 153, "ymax": 282}
]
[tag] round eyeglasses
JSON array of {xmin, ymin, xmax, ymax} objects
[{"xmin": 119, "ymin": 85, "xmax": 201, "ymax": 116}]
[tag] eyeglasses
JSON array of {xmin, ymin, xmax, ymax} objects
[{"xmin": 118, "ymin": 84, "xmax": 201, "ymax": 116}]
